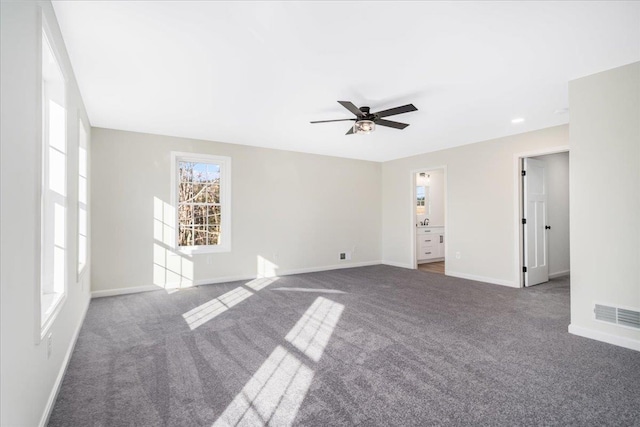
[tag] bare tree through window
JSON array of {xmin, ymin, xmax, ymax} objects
[{"xmin": 178, "ymin": 162, "xmax": 221, "ymax": 246}]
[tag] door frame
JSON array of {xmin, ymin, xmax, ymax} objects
[
  {"xmin": 410, "ymin": 165, "xmax": 448, "ymax": 270},
  {"xmin": 513, "ymin": 146, "xmax": 569, "ymax": 287}
]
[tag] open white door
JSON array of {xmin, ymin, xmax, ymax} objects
[{"xmin": 523, "ymin": 158, "xmax": 549, "ymax": 286}]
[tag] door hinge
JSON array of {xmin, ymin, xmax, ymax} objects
[
  {"xmin": 523, "ymin": 267, "xmax": 527, "ymax": 273},
  {"xmin": 521, "ymin": 170, "xmax": 526, "ymax": 176},
  {"xmin": 522, "ymin": 218, "xmax": 526, "ymax": 224}
]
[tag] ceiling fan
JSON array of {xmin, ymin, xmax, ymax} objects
[{"xmin": 310, "ymin": 101, "xmax": 418, "ymax": 135}]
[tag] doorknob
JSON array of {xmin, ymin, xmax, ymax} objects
[{"xmin": 545, "ymin": 225, "xmax": 551, "ymax": 230}]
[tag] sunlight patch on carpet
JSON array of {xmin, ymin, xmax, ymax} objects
[
  {"xmin": 182, "ymin": 287, "xmax": 253, "ymax": 330},
  {"xmin": 213, "ymin": 297, "xmax": 344, "ymax": 426}
]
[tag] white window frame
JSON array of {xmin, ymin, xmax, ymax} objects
[
  {"xmin": 170, "ymin": 152, "xmax": 231, "ymax": 254},
  {"xmin": 77, "ymin": 118, "xmax": 89, "ymax": 278},
  {"xmin": 39, "ymin": 18, "xmax": 68, "ymax": 338}
]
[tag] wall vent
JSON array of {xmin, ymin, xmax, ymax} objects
[
  {"xmin": 618, "ymin": 309, "xmax": 640, "ymax": 329},
  {"xmin": 594, "ymin": 304, "xmax": 640, "ymax": 329}
]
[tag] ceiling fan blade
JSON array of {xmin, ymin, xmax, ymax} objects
[
  {"xmin": 338, "ymin": 101, "xmax": 364, "ymax": 117},
  {"xmin": 375, "ymin": 119, "xmax": 410, "ymax": 130},
  {"xmin": 345, "ymin": 126, "xmax": 355, "ymax": 135},
  {"xmin": 310, "ymin": 118, "xmax": 357, "ymax": 124},
  {"xmin": 374, "ymin": 104, "xmax": 417, "ymax": 118}
]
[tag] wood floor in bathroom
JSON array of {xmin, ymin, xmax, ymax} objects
[{"xmin": 418, "ymin": 261, "xmax": 445, "ymax": 274}]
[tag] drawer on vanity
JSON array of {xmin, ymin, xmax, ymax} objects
[
  {"xmin": 418, "ymin": 235, "xmax": 438, "ymax": 247},
  {"xmin": 417, "ymin": 227, "xmax": 444, "ymax": 235},
  {"xmin": 418, "ymin": 248, "xmax": 438, "ymax": 259}
]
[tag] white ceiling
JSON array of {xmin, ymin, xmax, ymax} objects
[{"xmin": 52, "ymin": 1, "xmax": 640, "ymax": 162}]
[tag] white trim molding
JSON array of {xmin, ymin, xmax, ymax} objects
[
  {"xmin": 549, "ymin": 270, "xmax": 570, "ymax": 279},
  {"xmin": 446, "ymin": 270, "xmax": 518, "ymax": 288},
  {"xmin": 92, "ymin": 260, "xmax": 383, "ymax": 298},
  {"xmin": 382, "ymin": 260, "xmax": 415, "ymax": 269},
  {"xmin": 280, "ymin": 260, "xmax": 381, "ymax": 277},
  {"xmin": 568, "ymin": 324, "xmax": 640, "ymax": 352},
  {"xmin": 39, "ymin": 297, "xmax": 91, "ymax": 427},
  {"xmin": 91, "ymin": 285, "xmax": 162, "ymax": 298}
]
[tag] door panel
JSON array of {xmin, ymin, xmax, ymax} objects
[{"xmin": 524, "ymin": 158, "xmax": 549, "ymax": 286}]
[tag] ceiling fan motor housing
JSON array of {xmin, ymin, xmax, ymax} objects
[{"xmin": 358, "ymin": 106, "xmax": 377, "ymax": 122}]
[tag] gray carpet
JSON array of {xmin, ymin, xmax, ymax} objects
[{"xmin": 48, "ymin": 266, "xmax": 640, "ymax": 426}]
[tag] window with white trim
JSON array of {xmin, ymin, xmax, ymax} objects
[
  {"xmin": 41, "ymin": 27, "xmax": 67, "ymax": 331},
  {"xmin": 172, "ymin": 153, "xmax": 231, "ymax": 253},
  {"xmin": 78, "ymin": 120, "xmax": 88, "ymax": 275}
]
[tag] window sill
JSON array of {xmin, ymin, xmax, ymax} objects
[{"xmin": 178, "ymin": 244, "xmax": 231, "ymax": 255}]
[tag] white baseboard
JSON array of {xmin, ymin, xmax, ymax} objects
[
  {"xmin": 279, "ymin": 260, "xmax": 381, "ymax": 277},
  {"xmin": 194, "ymin": 275, "xmax": 254, "ymax": 287},
  {"xmin": 92, "ymin": 261, "xmax": 382, "ymax": 298},
  {"xmin": 39, "ymin": 296, "xmax": 91, "ymax": 427},
  {"xmin": 568, "ymin": 324, "xmax": 640, "ymax": 352},
  {"xmin": 549, "ymin": 269, "xmax": 570, "ymax": 279},
  {"xmin": 445, "ymin": 270, "xmax": 519, "ymax": 288},
  {"xmin": 193, "ymin": 261, "xmax": 382, "ymax": 287},
  {"xmin": 92, "ymin": 285, "xmax": 161, "ymax": 298},
  {"xmin": 381, "ymin": 260, "xmax": 414, "ymax": 269}
]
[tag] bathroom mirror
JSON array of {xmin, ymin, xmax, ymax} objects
[{"xmin": 416, "ymin": 185, "xmax": 430, "ymax": 216}]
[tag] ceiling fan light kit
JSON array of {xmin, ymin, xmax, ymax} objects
[
  {"xmin": 354, "ymin": 120, "xmax": 375, "ymax": 134},
  {"xmin": 311, "ymin": 100, "xmax": 418, "ymax": 135}
]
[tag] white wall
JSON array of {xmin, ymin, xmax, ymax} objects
[
  {"xmin": 531, "ymin": 152, "xmax": 570, "ymax": 277},
  {"xmin": 382, "ymin": 125, "xmax": 569, "ymax": 284},
  {"xmin": 416, "ymin": 169, "xmax": 445, "ymax": 227},
  {"xmin": 90, "ymin": 128, "xmax": 382, "ymax": 295},
  {"xmin": 1, "ymin": 2, "xmax": 91, "ymax": 426},
  {"xmin": 569, "ymin": 62, "xmax": 640, "ymax": 350}
]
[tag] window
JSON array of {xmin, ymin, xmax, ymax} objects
[
  {"xmin": 41, "ymin": 26, "xmax": 67, "ymax": 333},
  {"xmin": 78, "ymin": 120, "xmax": 88, "ymax": 275},
  {"xmin": 171, "ymin": 153, "xmax": 231, "ymax": 253}
]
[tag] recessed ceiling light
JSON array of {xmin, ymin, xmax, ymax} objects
[
  {"xmin": 554, "ymin": 108, "xmax": 569, "ymax": 114},
  {"xmin": 511, "ymin": 118, "xmax": 525, "ymax": 124}
]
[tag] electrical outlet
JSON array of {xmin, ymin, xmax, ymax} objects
[
  {"xmin": 47, "ymin": 333, "xmax": 53, "ymax": 359},
  {"xmin": 339, "ymin": 252, "xmax": 351, "ymax": 261},
  {"xmin": 455, "ymin": 251, "xmax": 461, "ymax": 259}
]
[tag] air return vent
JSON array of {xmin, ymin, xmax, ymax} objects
[
  {"xmin": 618, "ymin": 309, "xmax": 640, "ymax": 329},
  {"xmin": 594, "ymin": 304, "xmax": 640, "ymax": 329},
  {"xmin": 594, "ymin": 304, "xmax": 617, "ymax": 323}
]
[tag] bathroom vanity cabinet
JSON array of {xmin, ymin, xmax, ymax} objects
[{"xmin": 416, "ymin": 226, "xmax": 444, "ymax": 262}]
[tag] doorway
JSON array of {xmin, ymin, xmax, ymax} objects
[
  {"xmin": 412, "ymin": 167, "xmax": 447, "ymax": 274},
  {"xmin": 518, "ymin": 150, "xmax": 570, "ymax": 287}
]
